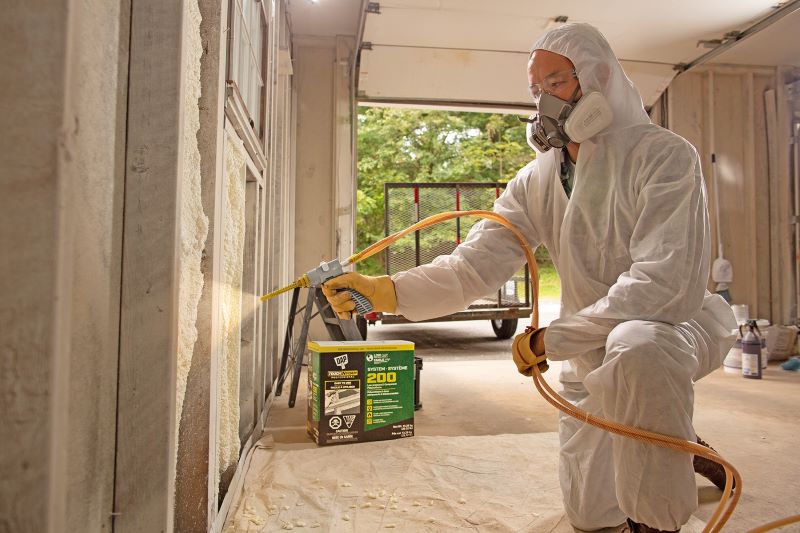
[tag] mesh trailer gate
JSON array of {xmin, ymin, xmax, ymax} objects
[{"xmin": 367, "ymin": 182, "xmax": 532, "ymax": 339}]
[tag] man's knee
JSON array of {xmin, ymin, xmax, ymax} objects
[
  {"xmin": 605, "ymin": 320, "xmax": 682, "ymax": 372},
  {"xmin": 605, "ymin": 320, "xmax": 691, "ymax": 372},
  {"xmin": 606, "ymin": 320, "xmax": 662, "ymax": 352}
]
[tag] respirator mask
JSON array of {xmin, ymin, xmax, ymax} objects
[{"xmin": 521, "ymin": 85, "xmax": 613, "ymax": 153}]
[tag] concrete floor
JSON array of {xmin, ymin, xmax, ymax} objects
[{"xmin": 265, "ymin": 304, "xmax": 800, "ymax": 532}]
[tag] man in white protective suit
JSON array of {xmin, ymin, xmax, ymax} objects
[{"xmin": 323, "ymin": 23, "xmax": 737, "ymax": 533}]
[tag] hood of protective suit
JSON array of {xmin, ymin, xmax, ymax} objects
[{"xmin": 531, "ymin": 23, "xmax": 650, "ymax": 134}]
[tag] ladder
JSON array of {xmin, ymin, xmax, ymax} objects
[{"xmin": 275, "ymin": 287, "xmax": 363, "ymax": 407}]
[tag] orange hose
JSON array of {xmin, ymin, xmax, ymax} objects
[{"xmin": 346, "ymin": 209, "xmax": 794, "ymax": 533}]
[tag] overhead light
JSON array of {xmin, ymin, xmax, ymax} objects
[
  {"xmin": 697, "ymin": 39, "xmax": 722, "ymax": 49},
  {"xmin": 544, "ymin": 15, "xmax": 568, "ymax": 30}
]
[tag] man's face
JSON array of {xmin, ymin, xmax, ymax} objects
[{"xmin": 527, "ymin": 50, "xmax": 581, "ymax": 104}]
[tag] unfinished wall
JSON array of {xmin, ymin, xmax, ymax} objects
[
  {"xmin": 776, "ymin": 70, "xmax": 800, "ymax": 325},
  {"xmin": 262, "ymin": 2, "xmax": 296, "ymax": 401},
  {"xmin": 277, "ymin": 15, "xmax": 297, "ymax": 382},
  {"xmin": 175, "ymin": 0, "xmax": 229, "ymax": 528},
  {"xmin": 1, "ymin": 1, "xmax": 127, "ymax": 531},
  {"xmin": 174, "ymin": 0, "xmax": 298, "ymax": 526},
  {"xmin": 176, "ymin": 0, "xmax": 208, "ymax": 466},
  {"xmin": 667, "ymin": 66, "xmax": 783, "ymax": 322},
  {"xmin": 218, "ymin": 132, "xmax": 247, "ymax": 484}
]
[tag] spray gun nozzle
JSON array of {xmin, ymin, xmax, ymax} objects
[
  {"xmin": 259, "ymin": 274, "xmax": 311, "ymax": 302},
  {"xmin": 258, "ymin": 259, "xmax": 372, "ymax": 315}
]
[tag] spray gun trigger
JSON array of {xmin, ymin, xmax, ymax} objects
[{"xmin": 335, "ymin": 288, "xmax": 373, "ymax": 316}]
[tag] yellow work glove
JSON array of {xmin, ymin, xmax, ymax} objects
[
  {"xmin": 322, "ymin": 272, "xmax": 397, "ymax": 320},
  {"xmin": 512, "ymin": 326, "xmax": 549, "ymax": 376}
]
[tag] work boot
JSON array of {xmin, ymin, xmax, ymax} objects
[
  {"xmin": 624, "ymin": 518, "xmax": 679, "ymax": 533},
  {"xmin": 694, "ymin": 435, "xmax": 734, "ymax": 492}
]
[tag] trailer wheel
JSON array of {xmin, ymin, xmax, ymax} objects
[
  {"xmin": 356, "ymin": 315, "xmax": 368, "ymax": 340},
  {"xmin": 491, "ymin": 318, "xmax": 517, "ymax": 339}
]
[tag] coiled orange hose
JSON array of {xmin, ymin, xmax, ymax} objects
[{"xmin": 344, "ymin": 209, "xmax": 799, "ymax": 533}]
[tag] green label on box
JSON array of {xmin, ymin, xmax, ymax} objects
[
  {"xmin": 307, "ymin": 341, "xmax": 415, "ymax": 445},
  {"xmin": 364, "ymin": 350, "xmax": 414, "ymax": 431}
]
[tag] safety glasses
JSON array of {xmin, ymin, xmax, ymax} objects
[{"xmin": 529, "ymin": 69, "xmax": 578, "ymax": 103}]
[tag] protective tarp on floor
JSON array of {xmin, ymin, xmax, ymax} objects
[{"xmin": 223, "ymin": 432, "xmax": 704, "ymax": 532}]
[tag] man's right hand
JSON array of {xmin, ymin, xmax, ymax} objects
[{"xmin": 322, "ymin": 273, "xmax": 397, "ymax": 320}]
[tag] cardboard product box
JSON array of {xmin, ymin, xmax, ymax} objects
[{"xmin": 307, "ymin": 340, "xmax": 415, "ymax": 446}]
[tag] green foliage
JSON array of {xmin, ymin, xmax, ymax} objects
[
  {"xmin": 537, "ymin": 262, "xmax": 562, "ymax": 300},
  {"xmin": 356, "ymin": 107, "xmax": 533, "ymax": 275}
]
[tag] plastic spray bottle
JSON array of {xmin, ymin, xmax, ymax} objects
[{"xmin": 740, "ymin": 319, "xmax": 763, "ymax": 379}]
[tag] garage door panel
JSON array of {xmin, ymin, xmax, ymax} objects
[{"xmin": 359, "ymin": 46, "xmax": 677, "ymax": 110}]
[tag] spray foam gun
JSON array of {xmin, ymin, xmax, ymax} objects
[{"xmin": 259, "ymin": 258, "xmax": 373, "ymax": 315}]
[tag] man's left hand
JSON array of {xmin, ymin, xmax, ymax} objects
[{"xmin": 512, "ymin": 327, "xmax": 549, "ymax": 376}]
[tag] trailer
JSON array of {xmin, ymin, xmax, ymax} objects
[{"xmin": 360, "ymin": 181, "xmax": 533, "ymax": 339}]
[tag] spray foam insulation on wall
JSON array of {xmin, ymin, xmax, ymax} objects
[
  {"xmin": 176, "ymin": 0, "xmax": 207, "ymax": 460},
  {"xmin": 217, "ymin": 131, "xmax": 247, "ymax": 482}
]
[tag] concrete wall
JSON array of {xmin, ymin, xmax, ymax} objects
[{"xmin": 0, "ymin": 0, "xmax": 127, "ymax": 531}]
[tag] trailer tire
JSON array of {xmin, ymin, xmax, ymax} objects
[{"xmin": 490, "ymin": 318, "xmax": 517, "ymax": 339}]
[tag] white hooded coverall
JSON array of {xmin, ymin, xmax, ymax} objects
[{"xmin": 392, "ymin": 23, "xmax": 737, "ymax": 531}]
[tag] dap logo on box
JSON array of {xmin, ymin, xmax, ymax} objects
[{"xmin": 334, "ymin": 354, "xmax": 349, "ymax": 369}]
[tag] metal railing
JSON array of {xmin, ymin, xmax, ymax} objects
[{"xmin": 383, "ymin": 182, "xmax": 530, "ymax": 316}]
